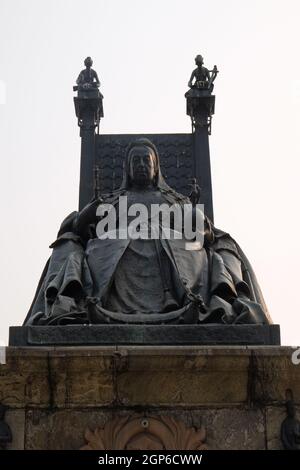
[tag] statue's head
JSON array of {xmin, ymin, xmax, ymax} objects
[
  {"xmin": 195, "ymin": 55, "xmax": 204, "ymax": 66},
  {"xmin": 84, "ymin": 56, "xmax": 93, "ymax": 68},
  {"xmin": 120, "ymin": 138, "xmax": 182, "ymax": 199},
  {"xmin": 126, "ymin": 139, "xmax": 159, "ymax": 188}
]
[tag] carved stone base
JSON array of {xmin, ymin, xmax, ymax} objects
[
  {"xmin": 81, "ymin": 415, "xmax": 207, "ymax": 450},
  {"xmin": 1, "ymin": 345, "xmax": 298, "ymax": 449}
]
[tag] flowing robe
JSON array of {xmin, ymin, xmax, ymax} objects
[{"xmin": 24, "ymin": 142, "xmax": 271, "ymax": 326}]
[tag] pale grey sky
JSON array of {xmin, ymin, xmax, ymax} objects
[{"xmin": 0, "ymin": 0, "xmax": 299, "ymax": 345}]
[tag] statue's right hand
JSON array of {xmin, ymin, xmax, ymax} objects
[{"xmin": 75, "ymin": 199, "xmax": 100, "ymax": 238}]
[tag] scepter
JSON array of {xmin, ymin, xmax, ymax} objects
[
  {"xmin": 208, "ymin": 65, "xmax": 219, "ymax": 90},
  {"xmin": 93, "ymin": 165, "xmax": 101, "ymax": 199}
]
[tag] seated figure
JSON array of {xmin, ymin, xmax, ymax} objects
[
  {"xmin": 24, "ymin": 139, "xmax": 271, "ymax": 326},
  {"xmin": 186, "ymin": 54, "xmax": 218, "ymax": 100},
  {"xmin": 188, "ymin": 55, "xmax": 211, "ymax": 90},
  {"xmin": 75, "ymin": 56, "xmax": 102, "ymax": 99}
]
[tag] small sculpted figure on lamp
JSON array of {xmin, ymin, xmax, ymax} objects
[
  {"xmin": 76, "ymin": 57, "xmax": 100, "ymax": 91},
  {"xmin": 73, "ymin": 56, "xmax": 104, "ymax": 125},
  {"xmin": 188, "ymin": 55, "xmax": 218, "ymax": 93}
]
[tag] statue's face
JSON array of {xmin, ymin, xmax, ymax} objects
[
  {"xmin": 85, "ymin": 57, "xmax": 93, "ymax": 67},
  {"xmin": 195, "ymin": 55, "xmax": 204, "ymax": 66},
  {"xmin": 129, "ymin": 146, "xmax": 156, "ymax": 187}
]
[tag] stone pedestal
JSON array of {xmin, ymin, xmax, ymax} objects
[
  {"xmin": 9, "ymin": 325, "xmax": 281, "ymax": 346},
  {"xmin": 0, "ymin": 346, "xmax": 299, "ymax": 450}
]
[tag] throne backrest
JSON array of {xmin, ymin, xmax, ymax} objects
[{"xmin": 95, "ymin": 133, "xmax": 194, "ymax": 196}]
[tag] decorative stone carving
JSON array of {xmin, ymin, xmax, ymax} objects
[{"xmin": 81, "ymin": 415, "xmax": 207, "ymax": 450}]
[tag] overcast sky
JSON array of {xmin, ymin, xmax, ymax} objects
[{"xmin": 0, "ymin": 0, "xmax": 299, "ymax": 345}]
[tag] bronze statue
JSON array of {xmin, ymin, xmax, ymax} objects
[
  {"xmin": 74, "ymin": 56, "xmax": 103, "ymax": 101},
  {"xmin": 24, "ymin": 138, "xmax": 271, "ymax": 327},
  {"xmin": 76, "ymin": 57, "xmax": 100, "ymax": 90},
  {"xmin": 188, "ymin": 55, "xmax": 218, "ymax": 93},
  {"xmin": 73, "ymin": 57, "xmax": 104, "ymax": 128}
]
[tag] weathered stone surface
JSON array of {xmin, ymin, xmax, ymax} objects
[
  {"xmin": 25, "ymin": 409, "xmax": 113, "ymax": 450},
  {"xmin": 0, "ymin": 348, "xmax": 116, "ymax": 408},
  {"xmin": 117, "ymin": 369, "xmax": 248, "ymax": 406},
  {"xmin": 155, "ymin": 409, "xmax": 266, "ymax": 450},
  {"xmin": 48, "ymin": 351, "xmax": 115, "ymax": 407},
  {"xmin": 0, "ymin": 349, "xmax": 50, "ymax": 407},
  {"xmin": 253, "ymin": 349, "xmax": 300, "ymax": 404},
  {"xmin": 5, "ymin": 410, "xmax": 25, "ymax": 450},
  {"xmin": 1, "ymin": 346, "xmax": 298, "ymax": 450},
  {"xmin": 116, "ymin": 347, "xmax": 250, "ymax": 405},
  {"xmin": 1, "ymin": 346, "xmax": 299, "ymax": 409},
  {"xmin": 24, "ymin": 408, "xmax": 265, "ymax": 450},
  {"xmin": 265, "ymin": 407, "xmax": 285, "ymax": 450},
  {"xmin": 200, "ymin": 408, "xmax": 265, "ymax": 450}
]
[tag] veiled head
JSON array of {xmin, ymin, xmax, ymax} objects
[{"xmin": 124, "ymin": 139, "xmax": 160, "ymax": 188}]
